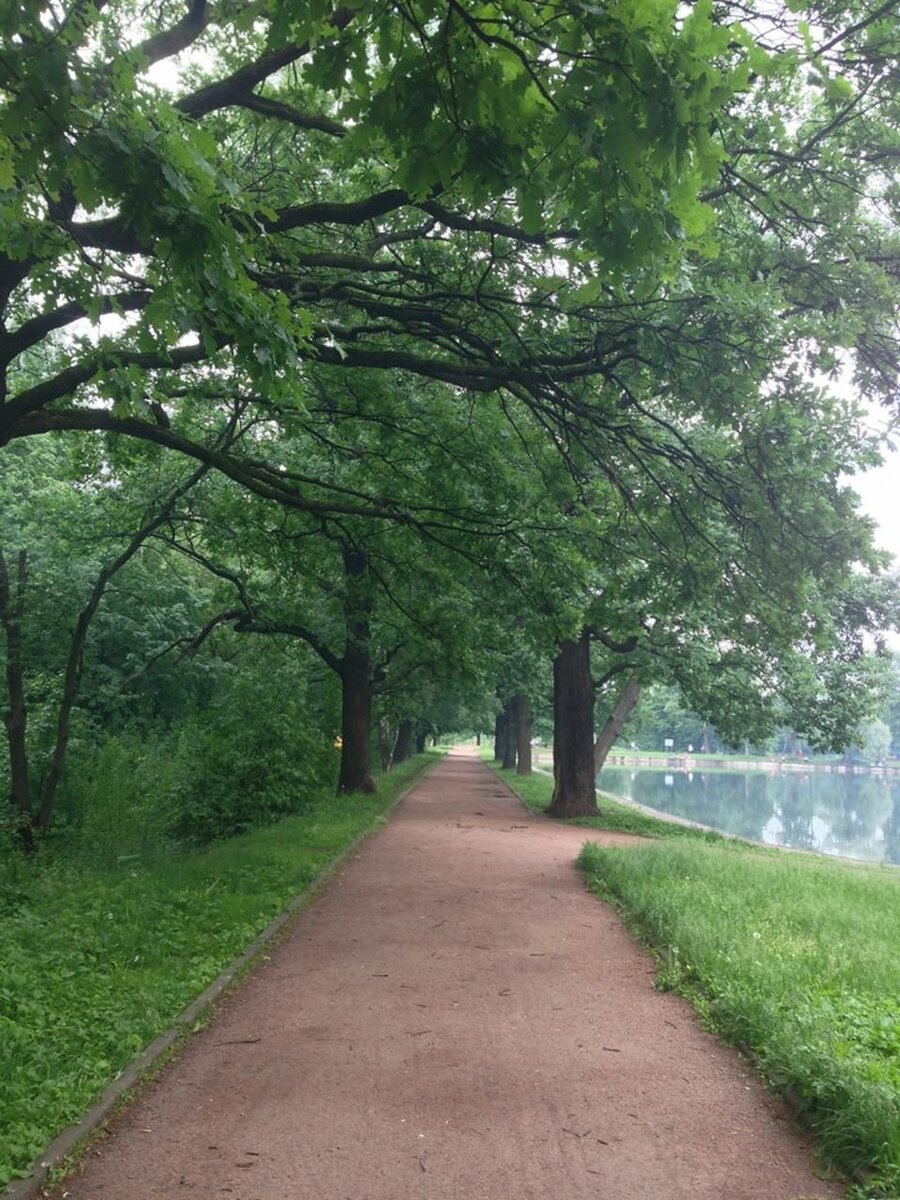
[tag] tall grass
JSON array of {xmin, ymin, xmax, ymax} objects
[{"xmin": 0, "ymin": 751, "xmax": 439, "ymax": 1188}]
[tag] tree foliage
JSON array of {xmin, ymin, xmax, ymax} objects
[{"xmin": 1, "ymin": 0, "xmax": 899, "ymax": 825}]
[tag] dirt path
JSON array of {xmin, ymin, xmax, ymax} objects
[{"xmin": 57, "ymin": 749, "xmax": 843, "ymax": 1199}]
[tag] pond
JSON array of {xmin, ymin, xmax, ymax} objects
[{"xmin": 596, "ymin": 764, "xmax": 900, "ymax": 865}]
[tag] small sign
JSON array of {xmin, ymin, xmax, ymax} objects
[{"xmin": 664, "ymin": 738, "xmax": 674, "ymax": 749}]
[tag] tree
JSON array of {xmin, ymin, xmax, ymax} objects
[
  {"xmin": 0, "ymin": 1, "xmax": 758, "ymax": 499},
  {"xmin": 542, "ymin": 389, "xmax": 899, "ymax": 815},
  {"xmin": 3, "ymin": 2, "xmax": 898, "ymax": 825},
  {"xmin": 593, "ymin": 675, "xmax": 641, "ymax": 772},
  {"xmin": 137, "ymin": 368, "xmax": 566, "ymax": 793},
  {"xmin": 548, "ymin": 635, "xmax": 598, "ymax": 818},
  {"xmin": 4, "ymin": 2, "xmax": 894, "ymax": 526},
  {"xmin": 0, "ymin": 438, "xmax": 208, "ymax": 847}
]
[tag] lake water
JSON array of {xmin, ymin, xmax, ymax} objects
[{"xmin": 597, "ymin": 765, "xmax": 900, "ymax": 865}]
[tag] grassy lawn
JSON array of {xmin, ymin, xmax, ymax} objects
[
  {"xmin": 0, "ymin": 752, "xmax": 439, "ymax": 1189},
  {"xmin": 487, "ymin": 756, "xmax": 900, "ymax": 1197}
]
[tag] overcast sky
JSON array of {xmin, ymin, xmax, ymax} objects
[
  {"xmin": 846, "ymin": 400, "xmax": 900, "ymax": 567},
  {"xmin": 851, "ymin": 448, "xmax": 900, "ymax": 566}
]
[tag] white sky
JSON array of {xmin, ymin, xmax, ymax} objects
[
  {"xmin": 846, "ymin": 397, "xmax": 900, "ymax": 568},
  {"xmin": 852, "ymin": 445, "xmax": 900, "ymax": 566}
]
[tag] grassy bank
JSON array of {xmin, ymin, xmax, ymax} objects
[
  {"xmin": 485, "ymin": 754, "xmax": 725, "ymax": 843},
  {"xmin": 488, "ymin": 758, "xmax": 900, "ymax": 1196},
  {"xmin": 579, "ymin": 841, "xmax": 900, "ymax": 1196},
  {"xmin": 0, "ymin": 752, "xmax": 438, "ymax": 1189}
]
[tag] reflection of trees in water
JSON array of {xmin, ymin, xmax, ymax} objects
[
  {"xmin": 599, "ymin": 766, "xmax": 900, "ymax": 864},
  {"xmin": 815, "ymin": 774, "xmax": 894, "ymax": 853},
  {"xmin": 835, "ymin": 777, "xmax": 892, "ymax": 844},
  {"xmin": 723, "ymin": 773, "xmax": 774, "ymax": 840},
  {"xmin": 884, "ymin": 794, "xmax": 900, "ymax": 866},
  {"xmin": 620, "ymin": 769, "xmax": 776, "ymax": 840},
  {"xmin": 776, "ymin": 775, "xmax": 816, "ymax": 850}
]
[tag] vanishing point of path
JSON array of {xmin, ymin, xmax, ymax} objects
[{"xmin": 58, "ymin": 749, "xmax": 842, "ymax": 1200}]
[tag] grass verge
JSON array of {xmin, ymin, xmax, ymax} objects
[
  {"xmin": 487, "ymin": 755, "xmax": 900, "ymax": 1197},
  {"xmin": 0, "ymin": 752, "xmax": 438, "ymax": 1189},
  {"xmin": 578, "ymin": 841, "xmax": 900, "ymax": 1197},
  {"xmin": 482, "ymin": 753, "xmax": 725, "ymax": 843}
]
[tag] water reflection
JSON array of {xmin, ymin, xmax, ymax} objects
[{"xmin": 598, "ymin": 765, "xmax": 900, "ymax": 865}]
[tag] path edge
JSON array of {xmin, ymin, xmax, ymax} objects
[
  {"xmin": 5, "ymin": 756, "xmax": 441, "ymax": 1200},
  {"xmin": 475, "ymin": 753, "xmax": 539, "ymax": 819}
]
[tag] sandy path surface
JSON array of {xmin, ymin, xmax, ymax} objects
[{"xmin": 57, "ymin": 749, "xmax": 842, "ymax": 1199}]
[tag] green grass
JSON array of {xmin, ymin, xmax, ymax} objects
[
  {"xmin": 578, "ymin": 840, "xmax": 900, "ymax": 1196},
  {"xmin": 0, "ymin": 752, "xmax": 438, "ymax": 1188},
  {"xmin": 486, "ymin": 754, "xmax": 900, "ymax": 1195}
]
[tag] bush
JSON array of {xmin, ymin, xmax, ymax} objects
[{"xmin": 160, "ymin": 670, "xmax": 339, "ymax": 845}]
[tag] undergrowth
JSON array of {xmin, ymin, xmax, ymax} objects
[{"xmin": 0, "ymin": 752, "xmax": 438, "ymax": 1188}]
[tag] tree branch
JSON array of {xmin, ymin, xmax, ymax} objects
[
  {"xmin": 132, "ymin": 0, "xmax": 211, "ymax": 68},
  {"xmin": 2, "ymin": 341, "xmax": 219, "ymax": 423},
  {"xmin": 234, "ymin": 93, "xmax": 346, "ymax": 137},
  {"xmin": 0, "ymin": 290, "xmax": 152, "ymax": 367},
  {"xmin": 174, "ymin": 8, "xmax": 355, "ymax": 118}
]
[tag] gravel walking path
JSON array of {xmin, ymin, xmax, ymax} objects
[{"xmin": 56, "ymin": 748, "xmax": 842, "ymax": 1199}]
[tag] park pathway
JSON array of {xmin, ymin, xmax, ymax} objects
[{"xmin": 57, "ymin": 749, "xmax": 842, "ymax": 1199}]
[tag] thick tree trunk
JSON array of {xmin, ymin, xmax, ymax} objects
[
  {"xmin": 392, "ymin": 718, "xmax": 414, "ymax": 766},
  {"xmin": 337, "ymin": 546, "xmax": 376, "ymax": 794},
  {"xmin": 501, "ymin": 699, "xmax": 517, "ymax": 770},
  {"xmin": 593, "ymin": 674, "xmax": 641, "ymax": 772},
  {"xmin": 516, "ymin": 693, "xmax": 533, "ymax": 776},
  {"xmin": 338, "ymin": 648, "xmax": 376, "ymax": 792},
  {"xmin": 493, "ymin": 710, "xmax": 505, "ymax": 760},
  {"xmin": 0, "ymin": 549, "xmax": 34, "ymax": 852},
  {"xmin": 548, "ymin": 632, "xmax": 598, "ymax": 817},
  {"xmin": 415, "ymin": 729, "xmax": 427, "ymax": 754}
]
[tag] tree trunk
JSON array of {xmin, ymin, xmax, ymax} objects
[
  {"xmin": 501, "ymin": 699, "xmax": 517, "ymax": 770},
  {"xmin": 415, "ymin": 729, "xmax": 427, "ymax": 754},
  {"xmin": 377, "ymin": 717, "xmax": 394, "ymax": 773},
  {"xmin": 337, "ymin": 546, "xmax": 376, "ymax": 794},
  {"xmin": 0, "ymin": 549, "xmax": 34, "ymax": 852},
  {"xmin": 516, "ymin": 693, "xmax": 533, "ymax": 776},
  {"xmin": 392, "ymin": 718, "xmax": 414, "ymax": 766},
  {"xmin": 493, "ymin": 709, "xmax": 505, "ymax": 760},
  {"xmin": 548, "ymin": 631, "xmax": 598, "ymax": 817},
  {"xmin": 338, "ymin": 648, "xmax": 376, "ymax": 792},
  {"xmin": 593, "ymin": 674, "xmax": 641, "ymax": 772}
]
